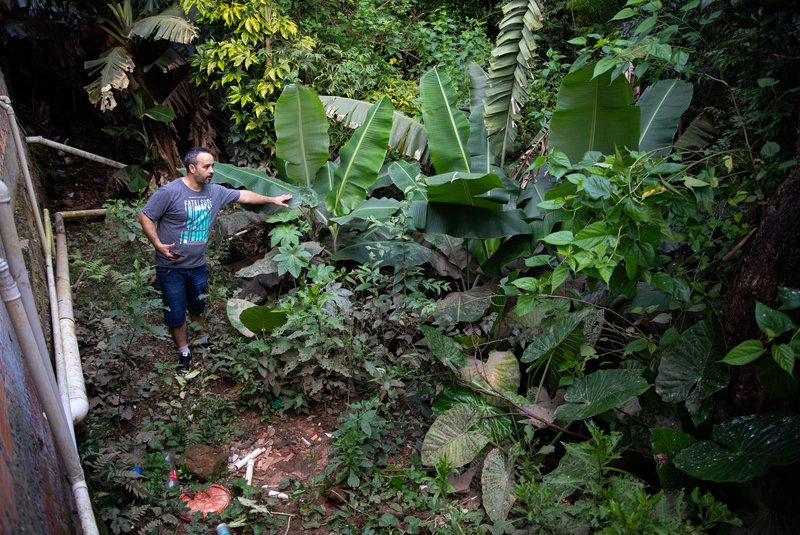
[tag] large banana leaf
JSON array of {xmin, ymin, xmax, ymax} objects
[
  {"xmin": 469, "ymin": 104, "xmax": 493, "ymax": 173},
  {"xmin": 84, "ymin": 46, "xmax": 135, "ymax": 108},
  {"xmin": 425, "ymin": 172, "xmax": 504, "ymax": 210},
  {"xmin": 275, "ymin": 83, "xmax": 330, "ymax": 189},
  {"xmin": 549, "ymin": 65, "xmax": 640, "ymax": 163},
  {"xmin": 484, "ymin": 0, "xmax": 543, "ymax": 166},
  {"xmin": 330, "ymin": 197, "xmax": 401, "ymax": 225},
  {"xmin": 637, "ymin": 79, "xmax": 693, "ymax": 156},
  {"xmin": 320, "ymin": 95, "xmax": 429, "ymax": 162},
  {"xmin": 468, "ymin": 62, "xmax": 489, "ymax": 112},
  {"xmin": 129, "ymin": 13, "xmax": 197, "ymax": 43},
  {"xmin": 467, "ymin": 63, "xmax": 493, "ymax": 173},
  {"xmin": 411, "ymin": 202, "xmax": 530, "ymax": 239},
  {"xmin": 314, "ymin": 161, "xmax": 337, "ymax": 194},
  {"xmin": 211, "ymin": 163, "xmax": 300, "ymax": 210},
  {"xmin": 420, "ymin": 68, "xmax": 471, "ymax": 174},
  {"xmin": 326, "ymin": 96, "xmax": 393, "ymax": 216}
]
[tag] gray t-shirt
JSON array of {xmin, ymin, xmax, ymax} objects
[{"xmin": 141, "ymin": 178, "xmax": 240, "ymax": 268}]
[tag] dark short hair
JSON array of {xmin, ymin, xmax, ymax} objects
[{"xmin": 184, "ymin": 147, "xmax": 213, "ymax": 169}]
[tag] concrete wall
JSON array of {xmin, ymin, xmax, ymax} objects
[{"xmin": 0, "ymin": 68, "xmax": 80, "ymax": 534}]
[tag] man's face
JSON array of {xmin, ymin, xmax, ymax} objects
[{"xmin": 188, "ymin": 152, "xmax": 215, "ymax": 184}]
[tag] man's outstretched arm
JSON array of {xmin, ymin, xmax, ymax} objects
[{"xmin": 237, "ymin": 190, "xmax": 292, "ymax": 207}]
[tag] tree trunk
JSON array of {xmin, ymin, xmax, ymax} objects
[{"xmin": 722, "ymin": 123, "xmax": 800, "ymax": 413}]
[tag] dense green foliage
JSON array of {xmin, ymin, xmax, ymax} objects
[{"xmin": 6, "ymin": 0, "xmax": 799, "ymax": 532}]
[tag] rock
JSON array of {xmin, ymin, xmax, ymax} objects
[
  {"xmin": 181, "ymin": 444, "xmax": 228, "ymax": 480},
  {"xmin": 216, "ymin": 211, "xmax": 266, "ymax": 238}
]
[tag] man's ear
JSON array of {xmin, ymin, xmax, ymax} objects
[{"xmin": 186, "ymin": 163, "xmax": 195, "ymax": 175}]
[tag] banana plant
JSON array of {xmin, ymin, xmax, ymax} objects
[
  {"xmin": 549, "ymin": 64, "xmax": 694, "ymax": 162},
  {"xmin": 214, "ymin": 82, "xmax": 394, "ymax": 252}
]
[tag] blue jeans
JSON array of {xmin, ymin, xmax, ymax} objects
[{"xmin": 155, "ymin": 265, "xmax": 208, "ymax": 328}]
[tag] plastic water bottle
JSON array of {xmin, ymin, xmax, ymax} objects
[
  {"xmin": 163, "ymin": 452, "xmax": 180, "ymax": 488},
  {"xmin": 165, "ymin": 469, "xmax": 180, "ymax": 489},
  {"xmin": 216, "ymin": 524, "xmax": 231, "ymax": 535}
]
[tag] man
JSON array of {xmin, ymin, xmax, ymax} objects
[{"xmin": 139, "ymin": 147, "xmax": 292, "ymax": 371}]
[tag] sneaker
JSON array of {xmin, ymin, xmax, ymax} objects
[
  {"xmin": 193, "ymin": 335, "xmax": 212, "ymax": 351},
  {"xmin": 177, "ymin": 351, "xmax": 192, "ymax": 372}
]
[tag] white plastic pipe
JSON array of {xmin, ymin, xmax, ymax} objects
[
  {"xmin": 0, "ymin": 96, "xmax": 47, "ymax": 247},
  {"xmin": 54, "ymin": 212, "xmax": 89, "ymax": 424},
  {"xmin": 44, "ymin": 209, "xmax": 74, "ymax": 442},
  {"xmin": 0, "ymin": 180, "xmax": 51, "ymax": 378},
  {"xmin": 0, "ymin": 257, "xmax": 99, "ymax": 535},
  {"xmin": 24, "ymin": 136, "xmax": 126, "ymax": 169}
]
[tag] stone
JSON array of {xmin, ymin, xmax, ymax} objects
[{"xmin": 181, "ymin": 444, "xmax": 228, "ymax": 480}]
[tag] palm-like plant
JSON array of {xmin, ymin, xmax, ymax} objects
[
  {"xmin": 484, "ymin": 0, "xmax": 544, "ymax": 167},
  {"xmin": 84, "ymin": 0, "xmax": 197, "ymax": 111}
]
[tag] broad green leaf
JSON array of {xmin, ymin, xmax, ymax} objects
[
  {"xmin": 611, "ymin": 7, "xmax": 637, "ymax": 20},
  {"xmin": 421, "ymin": 405, "xmax": 490, "ymax": 467},
  {"xmin": 655, "ymin": 317, "xmax": 729, "ymax": 415},
  {"xmin": 481, "ymin": 448, "xmax": 516, "ymax": 523},
  {"xmin": 275, "ymin": 83, "xmax": 330, "ymax": 188},
  {"xmin": 432, "ymin": 386, "xmax": 515, "ymax": 441},
  {"xmin": 330, "ymin": 197, "xmax": 401, "ymax": 225},
  {"xmin": 412, "ymin": 202, "xmax": 530, "ymax": 239},
  {"xmin": 226, "ymin": 298, "xmax": 257, "ymax": 337},
  {"xmin": 467, "ymin": 61, "xmax": 489, "ymax": 113},
  {"xmin": 637, "ymin": 79, "xmax": 693, "ymax": 156},
  {"xmin": 433, "ymin": 284, "xmax": 496, "ymax": 326},
  {"xmin": 721, "ymin": 339, "xmax": 765, "ymax": 366},
  {"xmin": 583, "ymin": 175, "xmax": 614, "ymax": 199},
  {"xmin": 468, "ymin": 104, "xmax": 493, "ymax": 173},
  {"xmin": 314, "ymin": 161, "xmax": 337, "ymax": 194},
  {"xmin": 421, "ymin": 325, "xmax": 465, "ymax": 372},
  {"xmin": 125, "ymin": 165, "xmax": 149, "ymax": 193},
  {"xmin": 542, "ymin": 230, "xmax": 574, "ymax": 245},
  {"xmin": 673, "ymin": 413, "xmax": 800, "ymax": 483},
  {"xmin": 425, "ymin": 172, "xmax": 504, "ymax": 209},
  {"xmin": 543, "ymin": 442, "xmax": 598, "ymax": 498},
  {"xmin": 771, "ymin": 344, "xmax": 795, "ymax": 375},
  {"xmin": 388, "ymin": 161, "xmax": 426, "ymax": 200},
  {"xmin": 327, "ymin": 97, "xmax": 393, "ymax": 216},
  {"xmin": 592, "ymin": 56, "xmax": 619, "ymax": 79},
  {"xmin": 554, "ymin": 369, "xmax": 650, "ymax": 420},
  {"xmin": 421, "ymin": 68, "xmax": 471, "ymax": 173},
  {"xmin": 521, "ymin": 310, "xmax": 588, "ymax": 364},
  {"xmin": 572, "ymin": 222, "xmax": 612, "ymax": 251},
  {"xmin": 142, "ymin": 105, "xmax": 175, "ymax": 123},
  {"xmin": 550, "ymin": 65, "xmax": 640, "ymax": 162},
  {"xmin": 211, "ymin": 163, "xmax": 299, "ymax": 204},
  {"xmin": 551, "ymin": 263, "xmax": 570, "ymax": 291},
  {"xmin": 239, "ymin": 306, "xmax": 288, "ymax": 335},
  {"xmin": 461, "ymin": 351, "xmax": 521, "ymax": 395},
  {"xmin": 755, "ymin": 301, "xmax": 795, "ymax": 339},
  {"xmin": 320, "ymin": 95, "xmax": 429, "ymax": 162},
  {"xmin": 651, "ymin": 428, "xmax": 697, "ymax": 490}
]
